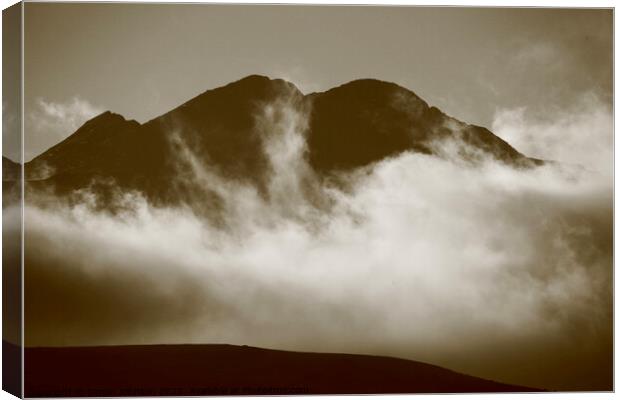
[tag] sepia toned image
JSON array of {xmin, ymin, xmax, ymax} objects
[{"xmin": 1, "ymin": 2, "xmax": 614, "ymax": 397}]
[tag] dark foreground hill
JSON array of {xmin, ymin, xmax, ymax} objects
[{"xmin": 21, "ymin": 342, "xmax": 539, "ymax": 397}]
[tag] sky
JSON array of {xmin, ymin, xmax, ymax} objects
[{"xmin": 15, "ymin": 4, "xmax": 613, "ymax": 161}]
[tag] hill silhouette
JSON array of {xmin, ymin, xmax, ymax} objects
[{"xmin": 22, "ymin": 342, "xmax": 539, "ymax": 396}]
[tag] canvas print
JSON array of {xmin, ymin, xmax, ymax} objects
[{"xmin": 2, "ymin": 3, "xmax": 613, "ymax": 397}]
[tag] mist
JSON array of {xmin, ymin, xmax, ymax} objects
[
  {"xmin": 492, "ymin": 92, "xmax": 613, "ymax": 176},
  {"xmin": 20, "ymin": 94, "xmax": 612, "ymax": 391}
]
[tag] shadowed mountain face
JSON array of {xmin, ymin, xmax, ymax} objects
[
  {"xmin": 307, "ymin": 79, "xmax": 529, "ymax": 170},
  {"xmin": 24, "ymin": 75, "xmax": 538, "ymax": 206}
]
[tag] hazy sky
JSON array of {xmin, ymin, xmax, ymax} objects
[{"xmin": 19, "ymin": 4, "xmax": 612, "ymax": 161}]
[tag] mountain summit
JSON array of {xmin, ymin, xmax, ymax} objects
[{"xmin": 24, "ymin": 75, "xmax": 539, "ymax": 204}]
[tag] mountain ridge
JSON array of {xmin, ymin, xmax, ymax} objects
[{"xmin": 19, "ymin": 75, "xmax": 542, "ymax": 206}]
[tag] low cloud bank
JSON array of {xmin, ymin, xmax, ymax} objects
[{"xmin": 19, "ymin": 95, "xmax": 612, "ymax": 391}]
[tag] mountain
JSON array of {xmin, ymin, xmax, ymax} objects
[
  {"xmin": 3, "ymin": 156, "xmax": 21, "ymax": 206},
  {"xmin": 24, "ymin": 75, "xmax": 540, "ymax": 205},
  {"xmin": 2, "ymin": 156, "xmax": 20, "ymax": 181},
  {"xmin": 307, "ymin": 78, "xmax": 530, "ymax": 170},
  {"xmin": 22, "ymin": 342, "xmax": 539, "ymax": 396}
]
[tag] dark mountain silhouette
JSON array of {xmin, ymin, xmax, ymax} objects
[
  {"xmin": 22, "ymin": 342, "xmax": 539, "ymax": 396},
  {"xmin": 307, "ymin": 78, "xmax": 530, "ymax": 170},
  {"xmin": 23, "ymin": 75, "xmax": 540, "ymax": 206}
]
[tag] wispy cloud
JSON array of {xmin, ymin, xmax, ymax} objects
[
  {"xmin": 492, "ymin": 92, "xmax": 613, "ymax": 175},
  {"xmin": 26, "ymin": 97, "xmax": 103, "ymax": 161}
]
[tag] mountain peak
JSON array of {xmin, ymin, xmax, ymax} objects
[
  {"xmin": 236, "ymin": 74, "xmax": 272, "ymax": 83},
  {"xmin": 28, "ymin": 109, "xmax": 141, "ymax": 170},
  {"xmin": 85, "ymin": 110, "xmax": 130, "ymax": 125},
  {"xmin": 167, "ymin": 74, "xmax": 302, "ymax": 117},
  {"xmin": 227, "ymin": 74, "xmax": 302, "ymax": 95},
  {"xmin": 318, "ymin": 78, "xmax": 427, "ymax": 105},
  {"xmin": 334, "ymin": 77, "xmax": 408, "ymax": 90}
]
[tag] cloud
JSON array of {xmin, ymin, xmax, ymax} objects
[
  {"xmin": 491, "ymin": 92, "xmax": 613, "ymax": 175},
  {"xmin": 26, "ymin": 97, "xmax": 103, "ymax": 161},
  {"xmin": 20, "ymin": 93, "xmax": 612, "ymax": 391},
  {"xmin": 511, "ymin": 42, "xmax": 562, "ymax": 71},
  {"xmin": 268, "ymin": 65, "xmax": 324, "ymax": 94}
]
